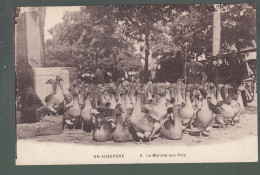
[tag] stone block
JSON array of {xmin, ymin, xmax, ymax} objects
[
  {"xmin": 21, "ymin": 105, "xmax": 45, "ymax": 123},
  {"xmin": 17, "ymin": 115, "xmax": 63, "ymax": 139}
]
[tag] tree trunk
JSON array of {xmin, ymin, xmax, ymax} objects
[
  {"xmin": 144, "ymin": 20, "xmax": 150, "ymax": 83},
  {"xmin": 212, "ymin": 4, "xmax": 221, "ymax": 56},
  {"xmin": 95, "ymin": 56, "xmax": 98, "ymax": 67}
]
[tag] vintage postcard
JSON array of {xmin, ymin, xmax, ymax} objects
[{"xmin": 15, "ymin": 4, "xmax": 257, "ymax": 165}]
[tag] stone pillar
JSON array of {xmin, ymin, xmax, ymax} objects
[
  {"xmin": 15, "ymin": 7, "xmax": 46, "ymax": 111},
  {"xmin": 15, "ymin": 7, "xmax": 46, "ymax": 68}
]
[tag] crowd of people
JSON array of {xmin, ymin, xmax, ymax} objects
[
  {"xmin": 78, "ymin": 51, "xmax": 250, "ymax": 93},
  {"xmin": 206, "ymin": 52, "xmax": 249, "ymax": 90},
  {"xmin": 78, "ymin": 65, "xmax": 139, "ymax": 85},
  {"xmin": 182, "ymin": 52, "xmax": 250, "ymax": 91}
]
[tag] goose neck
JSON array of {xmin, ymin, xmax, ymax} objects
[{"xmin": 201, "ymin": 99, "xmax": 209, "ymax": 111}]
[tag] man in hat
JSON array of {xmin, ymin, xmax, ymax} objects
[
  {"xmin": 214, "ymin": 54, "xmax": 226, "ymax": 85},
  {"xmin": 93, "ymin": 67, "xmax": 105, "ymax": 85},
  {"xmin": 184, "ymin": 54, "xmax": 205, "ymax": 84}
]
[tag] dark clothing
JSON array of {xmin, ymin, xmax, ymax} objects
[
  {"xmin": 215, "ymin": 63, "xmax": 226, "ymax": 77},
  {"xmin": 82, "ymin": 72, "xmax": 93, "ymax": 84},
  {"xmin": 112, "ymin": 66, "xmax": 125, "ymax": 83},
  {"xmin": 104, "ymin": 70, "xmax": 112, "ymax": 83},
  {"xmin": 82, "ymin": 76, "xmax": 91, "ymax": 84},
  {"xmin": 112, "ymin": 66, "xmax": 119, "ymax": 83},
  {"xmin": 215, "ymin": 76, "xmax": 224, "ymax": 85},
  {"xmin": 214, "ymin": 63, "xmax": 226, "ymax": 85},
  {"xmin": 139, "ymin": 70, "xmax": 150, "ymax": 84},
  {"xmin": 184, "ymin": 61, "xmax": 205, "ymax": 84},
  {"xmin": 224, "ymin": 54, "xmax": 244, "ymax": 89},
  {"xmin": 93, "ymin": 69, "xmax": 105, "ymax": 85},
  {"xmin": 205, "ymin": 63, "xmax": 215, "ymax": 83},
  {"xmin": 225, "ymin": 57, "xmax": 244, "ymax": 90},
  {"xmin": 189, "ymin": 73, "xmax": 202, "ymax": 84},
  {"xmin": 112, "ymin": 70, "xmax": 117, "ymax": 83}
]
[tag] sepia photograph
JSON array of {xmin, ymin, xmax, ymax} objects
[{"xmin": 14, "ymin": 4, "xmax": 257, "ymax": 165}]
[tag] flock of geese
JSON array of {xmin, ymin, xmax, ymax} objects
[{"xmin": 44, "ymin": 76, "xmax": 246, "ymax": 143}]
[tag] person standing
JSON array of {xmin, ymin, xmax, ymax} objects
[
  {"xmin": 93, "ymin": 68, "xmax": 105, "ymax": 85},
  {"xmin": 81, "ymin": 67, "xmax": 94, "ymax": 84},
  {"xmin": 225, "ymin": 52, "xmax": 242, "ymax": 89},
  {"xmin": 78, "ymin": 65, "xmax": 85, "ymax": 82},
  {"xmin": 184, "ymin": 54, "xmax": 205, "ymax": 84},
  {"xmin": 201, "ymin": 71, "xmax": 208, "ymax": 85},
  {"xmin": 214, "ymin": 54, "xmax": 226, "ymax": 85},
  {"xmin": 112, "ymin": 65, "xmax": 118, "ymax": 83},
  {"xmin": 205, "ymin": 59, "xmax": 216, "ymax": 83}
]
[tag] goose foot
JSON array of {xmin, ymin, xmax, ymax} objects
[
  {"xmin": 135, "ymin": 132, "xmax": 144, "ymax": 144},
  {"xmin": 230, "ymin": 122, "xmax": 236, "ymax": 126},
  {"xmin": 197, "ymin": 131, "xmax": 203, "ymax": 142},
  {"xmin": 143, "ymin": 141, "xmax": 151, "ymax": 145},
  {"xmin": 134, "ymin": 142, "xmax": 142, "ymax": 145},
  {"xmin": 152, "ymin": 132, "xmax": 160, "ymax": 139},
  {"xmin": 183, "ymin": 129, "xmax": 189, "ymax": 134},
  {"xmin": 203, "ymin": 131, "xmax": 212, "ymax": 139},
  {"xmin": 81, "ymin": 123, "xmax": 85, "ymax": 136},
  {"xmin": 219, "ymin": 125, "xmax": 224, "ymax": 130},
  {"xmin": 197, "ymin": 138, "xmax": 202, "ymax": 142},
  {"xmin": 190, "ymin": 125, "xmax": 194, "ymax": 130},
  {"xmin": 199, "ymin": 131, "xmax": 203, "ymax": 142},
  {"xmin": 134, "ymin": 140, "xmax": 142, "ymax": 145},
  {"xmin": 149, "ymin": 122, "xmax": 160, "ymax": 139},
  {"xmin": 63, "ymin": 124, "xmax": 68, "ymax": 131}
]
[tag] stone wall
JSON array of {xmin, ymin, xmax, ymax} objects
[{"xmin": 33, "ymin": 67, "xmax": 78, "ymax": 103}]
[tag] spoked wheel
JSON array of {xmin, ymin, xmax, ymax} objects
[{"xmin": 242, "ymin": 76, "xmax": 255, "ymax": 103}]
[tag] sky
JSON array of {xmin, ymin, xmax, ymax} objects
[{"xmin": 44, "ymin": 6, "xmax": 81, "ymax": 41}]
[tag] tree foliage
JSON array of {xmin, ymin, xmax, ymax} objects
[
  {"xmin": 169, "ymin": 5, "xmax": 214, "ymax": 56},
  {"xmin": 113, "ymin": 5, "xmax": 190, "ymax": 82},
  {"xmin": 45, "ymin": 7, "xmax": 141, "ymax": 71},
  {"xmin": 169, "ymin": 4, "xmax": 255, "ymax": 56},
  {"xmin": 45, "ymin": 4, "xmax": 256, "ymax": 82},
  {"xmin": 221, "ymin": 4, "xmax": 256, "ymax": 51}
]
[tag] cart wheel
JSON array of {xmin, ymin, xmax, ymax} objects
[{"xmin": 244, "ymin": 82, "xmax": 255, "ymax": 103}]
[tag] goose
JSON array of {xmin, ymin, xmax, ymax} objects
[
  {"xmin": 195, "ymin": 92, "xmax": 214, "ymax": 139},
  {"xmin": 45, "ymin": 76, "xmax": 65, "ymax": 115},
  {"xmin": 63, "ymin": 89, "xmax": 81, "ymax": 130},
  {"xmin": 130, "ymin": 91, "xmax": 165, "ymax": 143},
  {"xmin": 113, "ymin": 96, "xmax": 135, "ymax": 142},
  {"xmin": 81, "ymin": 92, "xmax": 94, "ymax": 133},
  {"xmin": 178, "ymin": 91, "xmax": 195, "ymax": 131},
  {"xmin": 160, "ymin": 106, "xmax": 183, "ymax": 140}
]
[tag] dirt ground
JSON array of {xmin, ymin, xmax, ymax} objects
[{"xmin": 22, "ymin": 96, "xmax": 258, "ymax": 147}]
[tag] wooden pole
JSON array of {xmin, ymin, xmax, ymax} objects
[
  {"xmin": 212, "ymin": 4, "xmax": 221, "ymax": 56},
  {"xmin": 184, "ymin": 43, "xmax": 188, "ymax": 85}
]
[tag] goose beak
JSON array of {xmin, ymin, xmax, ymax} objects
[
  {"xmin": 97, "ymin": 118, "xmax": 101, "ymax": 129},
  {"xmin": 107, "ymin": 119, "xmax": 116, "ymax": 129},
  {"xmin": 127, "ymin": 103, "xmax": 133, "ymax": 109}
]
